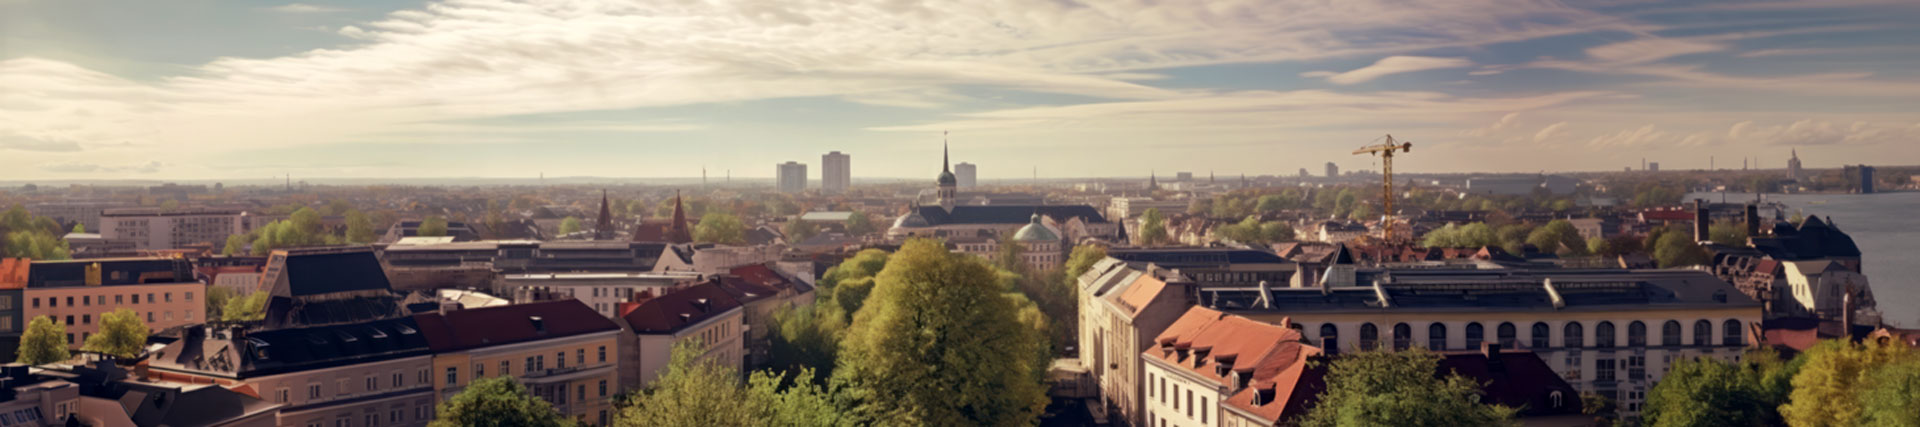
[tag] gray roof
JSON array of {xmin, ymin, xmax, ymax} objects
[
  {"xmin": 1206, "ymin": 268, "xmax": 1760, "ymax": 314},
  {"xmin": 903, "ymin": 204, "xmax": 1108, "ymax": 227}
]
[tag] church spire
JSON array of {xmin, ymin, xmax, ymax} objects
[
  {"xmin": 594, "ymin": 189, "xmax": 613, "ymax": 240},
  {"xmin": 943, "ymin": 131, "xmax": 951, "ymax": 174},
  {"xmin": 667, "ymin": 190, "xmax": 692, "ymax": 244}
]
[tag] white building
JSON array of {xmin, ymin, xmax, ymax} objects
[
  {"xmin": 505, "ymin": 271, "xmax": 705, "ymax": 317},
  {"xmin": 776, "ymin": 161, "xmax": 807, "ymax": 193},
  {"xmin": 615, "ymin": 283, "xmax": 745, "ymax": 390},
  {"xmin": 99, "ymin": 207, "xmax": 245, "ymax": 250},
  {"xmin": 821, "ymin": 151, "xmax": 850, "ymax": 194},
  {"xmin": 954, "ymin": 162, "xmax": 977, "ymax": 187}
]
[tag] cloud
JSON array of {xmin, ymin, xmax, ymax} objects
[
  {"xmin": 270, "ymin": 3, "xmax": 346, "ymax": 13},
  {"xmin": 41, "ymin": 161, "xmax": 163, "ymax": 174},
  {"xmin": 1304, "ymin": 56, "xmax": 1475, "ymax": 85},
  {"xmin": 1583, "ymin": 38, "xmax": 1723, "ymax": 65},
  {"xmin": 1534, "ymin": 122, "xmax": 1569, "ymax": 142},
  {"xmin": 0, "ymin": 130, "xmax": 83, "ymax": 152},
  {"xmin": 1727, "ymin": 119, "xmax": 1920, "ymax": 146}
]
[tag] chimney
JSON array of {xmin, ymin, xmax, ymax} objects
[
  {"xmin": 1745, "ymin": 204, "xmax": 1760, "ymax": 238},
  {"xmin": 1693, "ymin": 199, "xmax": 1711, "ymax": 242}
]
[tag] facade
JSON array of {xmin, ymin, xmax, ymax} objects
[
  {"xmin": 1143, "ymin": 308, "xmax": 1321, "ymax": 427},
  {"xmin": 614, "ymin": 283, "xmax": 744, "ymax": 390},
  {"xmin": 505, "ymin": 271, "xmax": 703, "ymax": 317},
  {"xmin": 415, "ymin": 300, "xmax": 623, "ymax": 426},
  {"xmin": 1208, "ymin": 267, "xmax": 1765, "ymax": 417},
  {"xmin": 777, "ymin": 161, "xmax": 807, "ymax": 193},
  {"xmin": 1077, "ymin": 258, "xmax": 1192, "ymax": 426},
  {"xmin": 27, "ymin": 201, "xmax": 132, "ymax": 234},
  {"xmin": 711, "ymin": 263, "xmax": 815, "ymax": 369},
  {"xmin": 651, "ymin": 243, "xmax": 785, "ymax": 275},
  {"xmin": 147, "ymin": 319, "xmax": 438, "ymax": 427},
  {"xmin": 18, "ymin": 258, "xmax": 204, "ymax": 350},
  {"xmin": 954, "ymin": 162, "xmax": 977, "ymax": 187},
  {"xmin": 99, "ymin": 207, "xmax": 244, "ymax": 250},
  {"xmin": 0, "ymin": 365, "xmax": 80, "ymax": 426},
  {"xmin": 1107, "ymin": 197, "xmax": 1190, "ymax": 222},
  {"xmin": 821, "ymin": 151, "xmax": 850, "ymax": 194}
]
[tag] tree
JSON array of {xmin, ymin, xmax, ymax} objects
[
  {"xmin": 345, "ymin": 209, "xmax": 377, "ymax": 243},
  {"xmin": 768, "ymin": 303, "xmax": 845, "ymax": 379},
  {"xmin": 843, "ymin": 212, "xmax": 875, "ymax": 236},
  {"xmin": 222, "ymin": 234, "xmax": 248, "ymax": 255},
  {"xmin": 1781, "ymin": 339, "xmax": 1916, "ymax": 426},
  {"xmin": 17, "ymin": 316, "xmax": 69, "ymax": 364},
  {"xmin": 745, "ymin": 368, "xmax": 846, "ymax": 426},
  {"xmin": 205, "ymin": 287, "xmax": 236, "ymax": 321},
  {"xmin": 619, "ymin": 340, "xmax": 758, "ymax": 426},
  {"xmin": 82, "ymin": 308, "xmax": 147, "ymax": 359},
  {"xmin": 1300, "ymin": 347, "xmax": 1518, "ymax": 427},
  {"xmin": 1138, "ymin": 208, "xmax": 1168, "ymax": 246},
  {"xmin": 834, "ymin": 239, "xmax": 1049, "ymax": 425},
  {"xmin": 558, "ymin": 216, "xmax": 583, "ymax": 236},
  {"xmin": 1860, "ymin": 359, "xmax": 1920, "ymax": 427},
  {"xmin": 417, "ymin": 216, "xmax": 449, "ymax": 237},
  {"xmin": 1652, "ymin": 231, "xmax": 1709, "ymax": 268},
  {"xmin": 430, "ymin": 376, "xmax": 567, "ymax": 427},
  {"xmin": 222, "ymin": 292, "xmax": 269, "ymax": 322},
  {"xmin": 69, "ymin": 223, "xmax": 83, "ymax": 234},
  {"xmin": 784, "ymin": 220, "xmax": 820, "ymax": 243},
  {"xmin": 1063, "ymin": 245, "xmax": 1107, "ymax": 280},
  {"xmin": 993, "ymin": 236, "xmax": 1029, "ymax": 273},
  {"xmin": 1642, "ymin": 355, "xmax": 1787, "ymax": 427},
  {"xmin": 1527, "ymin": 219, "xmax": 1586, "ymax": 256},
  {"xmin": 694, "ymin": 212, "xmax": 746, "ymax": 244},
  {"xmin": 1708, "ymin": 221, "xmax": 1748, "ymax": 247}
]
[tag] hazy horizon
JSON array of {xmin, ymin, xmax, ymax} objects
[{"xmin": 5, "ymin": 0, "xmax": 1919, "ymax": 181}]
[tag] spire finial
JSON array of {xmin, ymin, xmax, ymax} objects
[{"xmin": 943, "ymin": 130, "xmax": 950, "ymax": 174}]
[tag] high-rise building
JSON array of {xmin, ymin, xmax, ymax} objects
[
  {"xmin": 1787, "ymin": 149, "xmax": 1804, "ymax": 182},
  {"xmin": 954, "ymin": 162, "xmax": 978, "ymax": 187},
  {"xmin": 1325, "ymin": 162, "xmax": 1340, "ymax": 178},
  {"xmin": 1649, "ymin": 162, "xmax": 1661, "ymax": 172},
  {"xmin": 1175, "ymin": 172, "xmax": 1193, "ymax": 182},
  {"xmin": 1299, "ymin": 168, "xmax": 1310, "ymax": 177},
  {"xmin": 777, "ymin": 161, "xmax": 807, "ymax": 193},
  {"xmin": 822, "ymin": 151, "xmax": 851, "ymax": 193}
]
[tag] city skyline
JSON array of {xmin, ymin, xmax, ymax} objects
[{"xmin": 4, "ymin": 0, "xmax": 1920, "ymax": 180}]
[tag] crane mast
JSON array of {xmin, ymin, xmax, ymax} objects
[{"xmin": 1352, "ymin": 134, "xmax": 1413, "ymax": 242}]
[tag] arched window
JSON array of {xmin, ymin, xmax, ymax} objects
[
  {"xmin": 1662, "ymin": 320, "xmax": 1682, "ymax": 346},
  {"xmin": 1531, "ymin": 322, "xmax": 1551, "ymax": 349},
  {"xmin": 1497, "ymin": 322, "xmax": 1518, "ymax": 349},
  {"xmin": 1465, "ymin": 322, "xmax": 1485, "ymax": 348},
  {"xmin": 1359, "ymin": 323, "xmax": 1379, "ymax": 351},
  {"xmin": 1393, "ymin": 323, "xmax": 1412, "ymax": 351},
  {"xmin": 1628, "ymin": 321, "xmax": 1647, "ymax": 347},
  {"xmin": 1595, "ymin": 321, "xmax": 1616, "ymax": 348},
  {"xmin": 1319, "ymin": 324, "xmax": 1339, "ymax": 351},
  {"xmin": 1564, "ymin": 322, "xmax": 1585, "ymax": 348},
  {"xmin": 1694, "ymin": 320, "xmax": 1712, "ymax": 346},
  {"xmin": 1550, "ymin": 391, "xmax": 1564, "ymax": 408},
  {"xmin": 1428, "ymin": 323, "xmax": 1449, "ymax": 350},
  {"xmin": 1723, "ymin": 320, "xmax": 1744, "ymax": 346}
]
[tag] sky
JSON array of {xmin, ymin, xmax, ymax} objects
[{"xmin": 2, "ymin": 0, "xmax": 1919, "ymax": 181}]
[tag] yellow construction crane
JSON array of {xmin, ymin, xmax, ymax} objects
[{"xmin": 1353, "ymin": 134, "xmax": 1413, "ymax": 241}]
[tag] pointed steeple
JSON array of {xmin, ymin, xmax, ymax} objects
[
  {"xmin": 667, "ymin": 190, "xmax": 692, "ymax": 244},
  {"xmin": 1149, "ymin": 170, "xmax": 1159, "ymax": 191},
  {"xmin": 594, "ymin": 189, "xmax": 613, "ymax": 240},
  {"xmin": 943, "ymin": 131, "xmax": 951, "ymax": 175}
]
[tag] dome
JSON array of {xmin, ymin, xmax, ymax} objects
[
  {"xmin": 937, "ymin": 170, "xmax": 957, "ymax": 186},
  {"xmin": 1012, "ymin": 214, "xmax": 1059, "ymax": 242},
  {"xmin": 893, "ymin": 211, "xmax": 931, "ymax": 228}
]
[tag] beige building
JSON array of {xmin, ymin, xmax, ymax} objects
[
  {"xmin": 148, "ymin": 319, "xmax": 439, "ymax": 427},
  {"xmin": 416, "ymin": 300, "xmax": 623, "ymax": 426},
  {"xmin": 99, "ymin": 207, "xmax": 245, "ymax": 250},
  {"xmin": 17, "ymin": 258, "xmax": 204, "ymax": 349},
  {"xmin": 1077, "ymin": 258, "xmax": 1193, "ymax": 427},
  {"xmin": 614, "ymin": 282, "xmax": 744, "ymax": 390}
]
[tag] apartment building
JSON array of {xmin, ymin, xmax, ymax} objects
[
  {"xmin": 99, "ymin": 207, "xmax": 244, "ymax": 250},
  {"xmin": 148, "ymin": 319, "xmax": 438, "ymax": 427},
  {"xmin": 415, "ymin": 300, "xmax": 623, "ymax": 426},
  {"xmin": 614, "ymin": 283, "xmax": 744, "ymax": 390},
  {"xmin": 16, "ymin": 258, "xmax": 204, "ymax": 349}
]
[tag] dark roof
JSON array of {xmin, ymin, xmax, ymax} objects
[
  {"xmin": 1207, "ymin": 269, "xmax": 1759, "ymax": 314},
  {"xmin": 1107, "ymin": 248, "xmax": 1290, "ymax": 266},
  {"xmin": 414, "ymin": 300, "xmax": 620, "ymax": 352},
  {"xmin": 621, "ymin": 283, "xmax": 742, "ymax": 334},
  {"xmin": 1749, "ymin": 215, "xmax": 1861, "ymax": 261},
  {"xmin": 156, "ymin": 317, "xmax": 431, "ymax": 378},
  {"xmin": 1437, "ymin": 349, "xmax": 1583, "ymax": 417},
  {"xmin": 276, "ymin": 250, "xmax": 393, "ymax": 297},
  {"xmin": 907, "ymin": 204, "xmax": 1108, "ymax": 226},
  {"xmin": 25, "ymin": 258, "xmax": 192, "ymax": 288},
  {"xmin": 125, "ymin": 382, "xmax": 282, "ymax": 426},
  {"xmin": 1328, "ymin": 244, "xmax": 1355, "ymax": 265}
]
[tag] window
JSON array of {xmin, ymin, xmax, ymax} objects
[
  {"xmin": 1392, "ymin": 323, "xmax": 1412, "ymax": 351},
  {"xmin": 476, "ymin": 363, "xmax": 485, "ymax": 378},
  {"xmin": 419, "ymin": 369, "xmax": 429, "ymax": 384},
  {"xmin": 1723, "ymin": 320, "xmax": 1744, "ymax": 346},
  {"xmin": 1465, "ymin": 322, "xmax": 1484, "ymax": 348},
  {"xmin": 1319, "ymin": 324, "xmax": 1339, "ymax": 351},
  {"xmin": 1565, "ymin": 322, "xmax": 1585, "ymax": 348},
  {"xmin": 30, "ymin": 298, "xmax": 37, "ymax": 308},
  {"xmin": 131, "ymin": 294, "xmax": 139, "ymax": 304},
  {"xmin": 1550, "ymin": 391, "xmax": 1564, "ymax": 408},
  {"xmin": 1694, "ymin": 320, "xmax": 1712, "ymax": 346},
  {"xmin": 526, "ymin": 357, "xmax": 536, "ymax": 374},
  {"xmin": 147, "ymin": 312, "xmax": 154, "ymax": 322},
  {"xmin": 1148, "ymin": 373, "xmax": 1154, "ymax": 397},
  {"xmin": 1596, "ymin": 359, "xmax": 1616, "ymax": 381},
  {"xmin": 578, "ymin": 384, "xmax": 585, "ymax": 401},
  {"xmin": 186, "ymin": 292, "xmax": 193, "ymax": 302},
  {"xmin": 65, "ymin": 316, "xmax": 73, "ymax": 326},
  {"xmin": 366, "ymin": 414, "xmax": 377, "ymax": 427},
  {"xmin": 1628, "ymin": 321, "xmax": 1647, "ymax": 347},
  {"xmin": 578, "ymin": 349, "xmax": 586, "ymax": 365},
  {"xmin": 600, "ymin": 411, "xmax": 607, "ymax": 426},
  {"xmin": 1428, "ymin": 323, "xmax": 1448, "ymax": 350},
  {"xmin": 165, "ymin": 292, "xmax": 172, "ymax": 302},
  {"xmin": 279, "ymin": 388, "xmax": 290, "ymax": 403},
  {"xmin": 598, "ymin": 346, "xmax": 607, "ymax": 363},
  {"xmin": 1496, "ymin": 322, "xmax": 1517, "ymax": 349},
  {"xmin": 446, "ymin": 367, "xmax": 457, "ymax": 386},
  {"xmin": 1662, "ymin": 320, "xmax": 1682, "ymax": 346},
  {"xmin": 1186, "ymin": 389, "xmax": 1193, "ymax": 417},
  {"xmin": 557, "ymin": 351, "xmax": 566, "ymax": 369},
  {"xmin": 65, "ymin": 297, "xmax": 73, "ymax": 306},
  {"xmin": 148, "ymin": 293, "xmax": 155, "ymax": 303},
  {"xmin": 366, "ymin": 376, "xmax": 377, "ymax": 392},
  {"xmin": 502, "ymin": 360, "xmax": 511, "ymax": 377},
  {"xmin": 1628, "ymin": 355, "xmax": 1646, "ymax": 380},
  {"xmin": 1159, "ymin": 377, "xmax": 1166, "ymax": 403},
  {"xmin": 1595, "ymin": 321, "xmax": 1615, "ymax": 348},
  {"xmin": 115, "ymin": 295, "xmax": 123, "ymax": 304},
  {"xmin": 1201, "ymin": 397, "xmax": 1208, "ymax": 423},
  {"xmin": 393, "ymin": 373, "xmax": 403, "ymax": 388},
  {"xmin": 600, "ymin": 380, "xmax": 608, "ymax": 397},
  {"xmin": 308, "ymin": 384, "xmax": 322, "ymax": 399},
  {"xmin": 1359, "ymin": 323, "xmax": 1378, "ymax": 351}
]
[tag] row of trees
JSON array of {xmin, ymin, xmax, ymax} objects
[
  {"xmin": 16, "ymin": 309, "xmax": 149, "ymax": 364},
  {"xmin": 1419, "ymin": 220, "xmax": 1712, "ymax": 268},
  {"xmin": 1643, "ymin": 340, "xmax": 1920, "ymax": 426},
  {"xmin": 0, "ymin": 205, "xmax": 70, "ymax": 260},
  {"xmin": 222, "ymin": 207, "xmax": 382, "ymax": 255}
]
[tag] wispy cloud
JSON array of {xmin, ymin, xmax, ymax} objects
[
  {"xmin": 1302, "ymin": 56, "xmax": 1475, "ymax": 85},
  {"xmin": 270, "ymin": 3, "xmax": 346, "ymax": 13}
]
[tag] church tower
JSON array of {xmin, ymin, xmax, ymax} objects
[
  {"xmin": 594, "ymin": 189, "xmax": 613, "ymax": 240},
  {"xmin": 937, "ymin": 133, "xmax": 957, "ymax": 212},
  {"xmin": 1788, "ymin": 148, "xmax": 1804, "ymax": 183}
]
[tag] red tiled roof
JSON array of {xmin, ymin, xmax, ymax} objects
[
  {"xmin": 1148, "ymin": 307, "xmax": 1322, "ymax": 424},
  {"xmin": 1114, "ymin": 274, "xmax": 1169, "ymax": 317},
  {"xmin": 0, "ymin": 258, "xmax": 28, "ymax": 290},
  {"xmin": 413, "ymin": 300, "xmax": 620, "ymax": 352},
  {"xmin": 621, "ymin": 283, "xmax": 742, "ymax": 334},
  {"xmin": 728, "ymin": 263, "xmax": 795, "ymax": 292}
]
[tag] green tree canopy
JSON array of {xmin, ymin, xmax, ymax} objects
[
  {"xmin": 1527, "ymin": 219, "xmax": 1587, "ymax": 256},
  {"xmin": 430, "ymin": 376, "xmax": 566, "ymax": 427},
  {"xmin": 843, "ymin": 212, "xmax": 875, "ymax": 236},
  {"xmin": 1063, "ymin": 244, "xmax": 1107, "ymax": 280},
  {"xmin": 1214, "ymin": 216, "xmax": 1296, "ymax": 245},
  {"xmin": 1653, "ymin": 231, "xmax": 1709, "ymax": 268},
  {"xmin": 1708, "ymin": 221, "xmax": 1749, "ymax": 247},
  {"xmin": 619, "ymin": 339, "xmax": 757, "ymax": 426},
  {"xmin": 345, "ymin": 209, "xmax": 377, "ymax": 243},
  {"xmin": 558, "ymin": 216, "xmax": 583, "ymax": 235},
  {"xmin": 1781, "ymin": 339, "xmax": 1917, "ymax": 426},
  {"xmin": 783, "ymin": 220, "xmax": 820, "ymax": 243},
  {"xmin": 1422, "ymin": 222, "xmax": 1499, "ymax": 249},
  {"xmin": 17, "ymin": 316, "xmax": 69, "ymax": 365},
  {"xmin": 1642, "ymin": 352, "xmax": 1796, "ymax": 427},
  {"xmin": 222, "ymin": 292, "xmax": 269, "ymax": 322},
  {"xmin": 834, "ymin": 239, "xmax": 1048, "ymax": 425},
  {"xmin": 1300, "ymin": 348, "xmax": 1518, "ymax": 427},
  {"xmin": 417, "ymin": 216, "xmax": 449, "ymax": 237},
  {"xmin": 70, "ymin": 223, "xmax": 83, "ymax": 234},
  {"xmin": 1860, "ymin": 359, "xmax": 1920, "ymax": 427},
  {"xmin": 694, "ymin": 212, "xmax": 746, "ymax": 244},
  {"xmin": 82, "ymin": 308, "xmax": 148, "ymax": 359},
  {"xmin": 205, "ymin": 286, "xmax": 236, "ymax": 321},
  {"xmin": 1137, "ymin": 208, "xmax": 1168, "ymax": 246}
]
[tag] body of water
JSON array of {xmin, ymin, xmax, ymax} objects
[{"xmin": 1686, "ymin": 191, "xmax": 1920, "ymax": 327}]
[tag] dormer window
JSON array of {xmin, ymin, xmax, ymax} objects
[{"xmin": 531, "ymin": 316, "xmax": 546, "ymax": 334}]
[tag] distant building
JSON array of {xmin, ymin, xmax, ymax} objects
[
  {"xmin": 1845, "ymin": 165, "xmax": 1876, "ymax": 194},
  {"xmin": 415, "ymin": 300, "xmax": 623, "ymax": 426},
  {"xmin": 1325, "ymin": 162, "xmax": 1339, "ymax": 178},
  {"xmin": 1648, "ymin": 162, "xmax": 1660, "ymax": 172},
  {"xmin": 821, "ymin": 151, "xmax": 850, "ymax": 194},
  {"xmin": 776, "ymin": 161, "xmax": 807, "ymax": 193},
  {"xmin": 1299, "ymin": 168, "xmax": 1310, "ymax": 177},
  {"xmin": 28, "ymin": 201, "xmax": 132, "ymax": 233},
  {"xmin": 954, "ymin": 162, "xmax": 978, "ymax": 187},
  {"xmin": 1786, "ymin": 149, "xmax": 1804, "ymax": 182},
  {"xmin": 1464, "ymin": 175, "xmax": 1578, "ymax": 196},
  {"xmin": 1174, "ymin": 172, "xmax": 1193, "ymax": 182},
  {"xmin": 99, "ymin": 207, "xmax": 244, "ymax": 250},
  {"xmin": 505, "ymin": 271, "xmax": 703, "ymax": 317},
  {"xmin": 890, "ymin": 143, "xmax": 1121, "ymax": 243}
]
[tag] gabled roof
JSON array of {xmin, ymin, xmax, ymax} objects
[
  {"xmin": 622, "ymin": 283, "xmax": 743, "ymax": 334},
  {"xmin": 272, "ymin": 249, "xmax": 393, "ymax": 297},
  {"xmin": 413, "ymin": 300, "xmax": 620, "ymax": 352},
  {"xmin": 1147, "ymin": 308, "xmax": 1321, "ymax": 424},
  {"xmin": 1112, "ymin": 274, "xmax": 1171, "ymax": 317}
]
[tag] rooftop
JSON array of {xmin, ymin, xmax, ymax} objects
[
  {"xmin": 414, "ymin": 300, "xmax": 620, "ymax": 352},
  {"xmin": 621, "ymin": 283, "xmax": 742, "ymax": 334}
]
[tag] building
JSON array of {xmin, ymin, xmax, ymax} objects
[
  {"xmin": 1786, "ymin": 149, "xmax": 1803, "ymax": 182},
  {"xmin": 821, "ymin": 151, "xmax": 850, "ymax": 194},
  {"xmin": 888, "ymin": 143, "xmax": 1120, "ymax": 243},
  {"xmin": 381, "ymin": 241, "xmax": 670, "ymax": 291},
  {"xmin": 1076, "ymin": 258, "xmax": 1192, "ymax": 426},
  {"xmin": 710, "ymin": 264, "xmax": 815, "ymax": 369},
  {"xmin": 954, "ymin": 162, "xmax": 977, "ymax": 187},
  {"xmin": 1142, "ymin": 308, "xmax": 1321, "ymax": 427},
  {"xmin": 1844, "ymin": 164, "xmax": 1876, "ymax": 194},
  {"xmin": 99, "ymin": 207, "xmax": 244, "ymax": 250},
  {"xmin": 0, "ymin": 260, "xmax": 24, "ymax": 359},
  {"xmin": 1206, "ymin": 264, "xmax": 1765, "ymax": 417},
  {"xmin": 613, "ymin": 283, "xmax": 744, "ymax": 390},
  {"xmin": 1648, "ymin": 162, "xmax": 1660, "ymax": 172},
  {"xmin": 1107, "ymin": 197, "xmax": 1189, "ymax": 222},
  {"xmin": 0, "ymin": 364, "xmax": 81, "ymax": 426},
  {"xmin": 380, "ymin": 219, "xmax": 485, "ymax": 243},
  {"xmin": 629, "ymin": 192, "xmax": 695, "ymax": 245},
  {"xmin": 1175, "ymin": 172, "xmax": 1193, "ymax": 182},
  {"xmin": 777, "ymin": 161, "xmax": 807, "ymax": 193},
  {"xmin": 1324, "ymin": 162, "xmax": 1338, "ymax": 178},
  {"xmin": 414, "ymin": 300, "xmax": 623, "ymax": 426},
  {"xmin": 148, "ymin": 319, "xmax": 438, "ymax": 427},
  {"xmin": 505, "ymin": 271, "xmax": 704, "ymax": 317},
  {"xmin": 1106, "ymin": 248, "xmax": 1296, "ymax": 288},
  {"xmin": 46, "ymin": 361, "xmax": 282, "ymax": 427},
  {"xmin": 16, "ymin": 257, "xmax": 204, "ymax": 351},
  {"xmin": 255, "ymin": 247, "xmax": 412, "ymax": 329},
  {"xmin": 27, "ymin": 201, "xmax": 132, "ymax": 234}
]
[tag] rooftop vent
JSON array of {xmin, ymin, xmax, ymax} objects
[{"xmin": 530, "ymin": 316, "xmax": 546, "ymax": 334}]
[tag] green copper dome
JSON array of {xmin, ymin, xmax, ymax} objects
[{"xmin": 1012, "ymin": 214, "xmax": 1058, "ymax": 242}]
